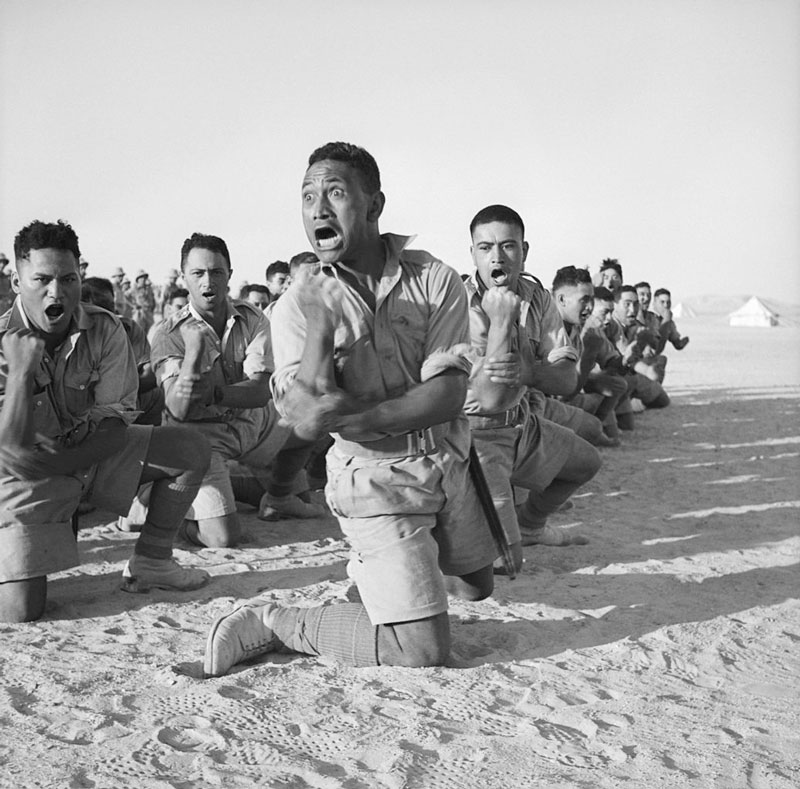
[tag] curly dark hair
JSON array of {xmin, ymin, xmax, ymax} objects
[
  {"xmin": 307, "ymin": 142, "xmax": 381, "ymax": 193},
  {"xmin": 14, "ymin": 219, "xmax": 81, "ymax": 262},
  {"xmin": 180, "ymin": 233, "xmax": 231, "ymax": 271}
]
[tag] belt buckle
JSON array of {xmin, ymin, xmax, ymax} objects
[{"xmin": 406, "ymin": 429, "xmax": 433, "ymax": 456}]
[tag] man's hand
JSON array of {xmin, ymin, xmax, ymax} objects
[
  {"xmin": 173, "ymin": 372, "xmax": 213, "ymax": 406},
  {"xmin": 581, "ymin": 328, "xmax": 603, "ymax": 353},
  {"xmin": 482, "ymin": 287, "xmax": 520, "ymax": 325},
  {"xmin": 176, "ymin": 323, "xmax": 212, "ymax": 406},
  {"xmin": 180, "ymin": 322, "xmax": 206, "ymax": 361},
  {"xmin": 655, "ymin": 306, "xmax": 673, "ymax": 322},
  {"xmin": 2, "ymin": 328, "xmax": 44, "ymax": 377},
  {"xmin": 280, "ymin": 380, "xmax": 356, "ymax": 442},
  {"xmin": 482, "ymin": 352, "xmax": 521, "ymax": 387},
  {"xmin": 294, "ymin": 271, "xmax": 345, "ymax": 331},
  {"xmin": 583, "ymin": 314, "xmax": 604, "ymax": 332}
]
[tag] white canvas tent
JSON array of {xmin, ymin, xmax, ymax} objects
[
  {"xmin": 673, "ymin": 302, "xmax": 696, "ymax": 319},
  {"xmin": 728, "ymin": 296, "xmax": 778, "ymax": 327}
]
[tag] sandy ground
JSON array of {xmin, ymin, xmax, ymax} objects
[{"xmin": 1, "ymin": 319, "xmax": 798, "ymax": 789}]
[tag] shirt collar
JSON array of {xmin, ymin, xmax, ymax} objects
[{"xmin": 182, "ymin": 297, "xmax": 241, "ymax": 326}]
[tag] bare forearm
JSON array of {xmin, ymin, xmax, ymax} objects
[
  {"xmin": 294, "ymin": 323, "xmax": 337, "ymax": 394},
  {"xmin": 471, "ymin": 317, "xmax": 519, "ymax": 412},
  {"xmin": 575, "ymin": 350, "xmax": 597, "ymax": 393},
  {"xmin": 0, "ymin": 372, "xmax": 36, "ymax": 446},
  {"xmin": 338, "ymin": 371, "xmax": 467, "ymax": 437},
  {"xmin": 165, "ymin": 346, "xmax": 205, "ymax": 421}
]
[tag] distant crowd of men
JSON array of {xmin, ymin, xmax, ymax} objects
[{"xmin": 0, "ymin": 142, "xmax": 689, "ymax": 679}]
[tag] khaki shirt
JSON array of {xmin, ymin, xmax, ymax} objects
[
  {"xmin": 270, "ymin": 234, "xmax": 471, "ymax": 442},
  {"xmin": 462, "ymin": 272, "xmax": 570, "ymax": 416},
  {"xmin": 151, "ymin": 297, "xmax": 272, "ymax": 429},
  {"xmin": 0, "ymin": 300, "xmax": 140, "ymax": 447}
]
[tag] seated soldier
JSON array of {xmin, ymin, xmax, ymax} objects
[
  {"xmin": 148, "ymin": 287, "xmax": 189, "ymax": 345},
  {"xmin": 81, "ymin": 276, "xmax": 164, "ymax": 426},
  {"xmin": 243, "ymin": 284, "xmax": 270, "ymax": 311},
  {"xmin": 583, "ymin": 287, "xmax": 634, "ymax": 431},
  {"xmin": 607, "ymin": 286, "xmax": 670, "ymax": 410},
  {"xmin": 265, "ymin": 260, "xmax": 290, "ymax": 305},
  {"xmin": 463, "ymin": 206, "xmax": 602, "ymax": 566},
  {"xmin": 0, "ymin": 220, "xmax": 212, "ymax": 622},
  {"xmin": 652, "ymin": 287, "xmax": 690, "ymax": 350},
  {"xmin": 627, "ymin": 280, "xmax": 669, "ymax": 383},
  {"xmin": 150, "ymin": 232, "xmax": 323, "ymax": 549},
  {"xmin": 592, "ymin": 258, "xmax": 623, "ymax": 297},
  {"xmin": 550, "ymin": 266, "xmax": 623, "ymax": 444}
]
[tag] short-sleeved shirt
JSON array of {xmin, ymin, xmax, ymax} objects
[
  {"xmin": 583, "ymin": 325, "xmax": 622, "ymax": 370},
  {"xmin": 462, "ymin": 272, "xmax": 570, "ymax": 417},
  {"xmin": 270, "ymin": 234, "xmax": 472, "ymax": 444},
  {"xmin": 0, "ymin": 300, "xmax": 146, "ymax": 581},
  {"xmin": 0, "ymin": 300, "xmax": 140, "ymax": 445},
  {"xmin": 151, "ymin": 297, "xmax": 273, "ymax": 430},
  {"xmin": 609, "ymin": 315, "xmax": 644, "ymax": 366}
]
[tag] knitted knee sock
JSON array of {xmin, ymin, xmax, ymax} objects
[
  {"xmin": 267, "ymin": 444, "xmax": 315, "ymax": 498},
  {"xmin": 135, "ymin": 472, "xmax": 204, "ymax": 560},
  {"xmin": 272, "ymin": 603, "xmax": 379, "ymax": 667}
]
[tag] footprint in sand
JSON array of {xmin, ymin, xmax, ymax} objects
[{"xmin": 157, "ymin": 720, "xmax": 227, "ymax": 752}]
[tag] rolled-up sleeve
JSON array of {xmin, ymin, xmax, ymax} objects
[
  {"xmin": 419, "ymin": 266, "xmax": 472, "ymax": 382},
  {"xmin": 243, "ymin": 312, "xmax": 274, "ymax": 379},
  {"xmin": 269, "ymin": 289, "xmax": 307, "ymax": 403}
]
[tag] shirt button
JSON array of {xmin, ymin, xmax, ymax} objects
[{"xmin": 79, "ymin": 385, "xmax": 85, "ymax": 390}]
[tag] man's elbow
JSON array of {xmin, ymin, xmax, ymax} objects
[{"xmin": 436, "ymin": 372, "xmax": 468, "ymax": 420}]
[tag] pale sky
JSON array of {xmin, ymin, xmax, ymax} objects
[{"xmin": 2, "ymin": 0, "xmax": 798, "ymax": 301}]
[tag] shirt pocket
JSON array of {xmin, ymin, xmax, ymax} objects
[{"xmin": 62, "ymin": 368, "xmax": 100, "ymax": 417}]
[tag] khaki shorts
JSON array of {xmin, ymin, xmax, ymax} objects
[
  {"xmin": 0, "ymin": 425, "xmax": 153, "ymax": 582},
  {"xmin": 185, "ymin": 401, "xmax": 290, "ymax": 520},
  {"xmin": 471, "ymin": 415, "xmax": 575, "ymax": 545},
  {"xmin": 325, "ymin": 420, "xmax": 497, "ymax": 626}
]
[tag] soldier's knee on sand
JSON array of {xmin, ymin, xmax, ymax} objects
[
  {"xmin": 446, "ymin": 564, "xmax": 495, "ymax": 601},
  {"xmin": 194, "ymin": 514, "xmax": 241, "ymax": 548},
  {"xmin": 378, "ymin": 613, "xmax": 451, "ymax": 667}
]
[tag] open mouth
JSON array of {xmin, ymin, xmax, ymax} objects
[
  {"xmin": 314, "ymin": 227, "xmax": 341, "ymax": 251},
  {"xmin": 201, "ymin": 290, "xmax": 217, "ymax": 300},
  {"xmin": 45, "ymin": 304, "xmax": 65, "ymax": 319},
  {"xmin": 490, "ymin": 267, "xmax": 509, "ymax": 287}
]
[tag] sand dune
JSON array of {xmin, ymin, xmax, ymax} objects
[{"xmin": 1, "ymin": 321, "xmax": 798, "ymax": 788}]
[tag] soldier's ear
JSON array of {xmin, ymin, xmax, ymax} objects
[
  {"xmin": 10, "ymin": 266, "xmax": 21, "ymax": 294},
  {"xmin": 522, "ymin": 241, "xmax": 529, "ymax": 263},
  {"xmin": 367, "ymin": 191, "xmax": 385, "ymax": 223}
]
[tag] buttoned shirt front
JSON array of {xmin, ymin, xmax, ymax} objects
[
  {"xmin": 270, "ymin": 234, "xmax": 471, "ymax": 443},
  {"xmin": 151, "ymin": 297, "xmax": 273, "ymax": 427},
  {"xmin": 0, "ymin": 300, "xmax": 140, "ymax": 447}
]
